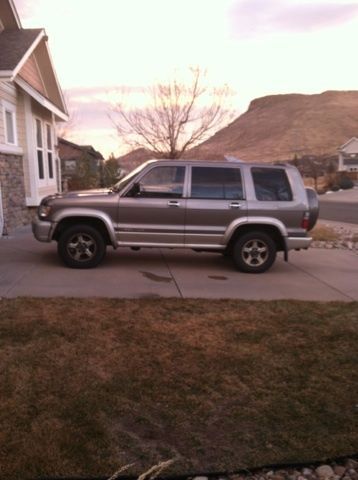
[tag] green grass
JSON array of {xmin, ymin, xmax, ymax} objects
[{"xmin": 0, "ymin": 298, "xmax": 357, "ymax": 479}]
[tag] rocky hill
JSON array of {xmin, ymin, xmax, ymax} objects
[
  {"xmin": 190, "ymin": 90, "xmax": 358, "ymax": 162},
  {"xmin": 116, "ymin": 90, "xmax": 358, "ymax": 170}
]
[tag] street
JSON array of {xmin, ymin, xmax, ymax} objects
[{"xmin": 319, "ymin": 188, "xmax": 358, "ymax": 224}]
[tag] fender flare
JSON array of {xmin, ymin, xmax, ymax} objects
[
  {"xmin": 52, "ymin": 209, "xmax": 117, "ymax": 247},
  {"xmin": 224, "ymin": 217, "xmax": 289, "ymax": 259}
]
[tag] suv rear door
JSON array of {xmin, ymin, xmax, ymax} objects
[
  {"xmin": 185, "ymin": 165, "xmax": 247, "ymax": 247},
  {"xmin": 248, "ymin": 166, "xmax": 304, "ymax": 234}
]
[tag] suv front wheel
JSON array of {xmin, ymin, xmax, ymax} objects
[
  {"xmin": 233, "ymin": 231, "xmax": 277, "ymax": 273},
  {"xmin": 57, "ymin": 224, "xmax": 106, "ymax": 269}
]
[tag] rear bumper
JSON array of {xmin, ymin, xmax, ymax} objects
[
  {"xmin": 286, "ymin": 236, "xmax": 312, "ymax": 250},
  {"xmin": 32, "ymin": 217, "xmax": 54, "ymax": 242}
]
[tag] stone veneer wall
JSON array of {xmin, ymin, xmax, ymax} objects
[{"xmin": 0, "ymin": 153, "xmax": 31, "ymax": 235}]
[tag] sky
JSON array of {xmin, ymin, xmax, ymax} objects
[{"xmin": 15, "ymin": 0, "xmax": 358, "ymax": 158}]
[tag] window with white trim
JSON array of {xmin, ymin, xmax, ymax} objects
[
  {"xmin": 35, "ymin": 118, "xmax": 55, "ymax": 184},
  {"xmin": 46, "ymin": 123, "xmax": 54, "ymax": 179},
  {"xmin": 3, "ymin": 101, "xmax": 18, "ymax": 146},
  {"xmin": 36, "ymin": 118, "xmax": 45, "ymax": 179}
]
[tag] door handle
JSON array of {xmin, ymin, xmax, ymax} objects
[
  {"xmin": 229, "ymin": 202, "xmax": 242, "ymax": 209},
  {"xmin": 168, "ymin": 200, "xmax": 180, "ymax": 207}
]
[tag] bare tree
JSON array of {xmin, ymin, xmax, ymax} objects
[{"xmin": 110, "ymin": 67, "xmax": 234, "ymax": 159}]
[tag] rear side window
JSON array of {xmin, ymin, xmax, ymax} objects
[
  {"xmin": 191, "ymin": 167, "xmax": 243, "ymax": 199},
  {"xmin": 252, "ymin": 168, "xmax": 293, "ymax": 201}
]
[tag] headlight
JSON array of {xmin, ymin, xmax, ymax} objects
[{"xmin": 38, "ymin": 204, "xmax": 52, "ymax": 218}]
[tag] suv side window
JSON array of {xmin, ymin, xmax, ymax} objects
[
  {"xmin": 252, "ymin": 168, "xmax": 293, "ymax": 201},
  {"xmin": 137, "ymin": 165, "xmax": 185, "ymax": 198},
  {"xmin": 191, "ymin": 167, "xmax": 243, "ymax": 199}
]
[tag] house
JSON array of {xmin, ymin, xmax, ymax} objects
[
  {"xmin": 338, "ymin": 137, "xmax": 358, "ymax": 172},
  {"xmin": 0, "ymin": 0, "xmax": 68, "ymax": 236},
  {"xmin": 58, "ymin": 138, "xmax": 104, "ymax": 191}
]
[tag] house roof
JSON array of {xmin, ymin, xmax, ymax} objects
[
  {"xmin": 0, "ymin": 28, "xmax": 43, "ymax": 71},
  {"xmin": 0, "ymin": 0, "xmax": 22, "ymax": 29},
  {"xmin": 58, "ymin": 138, "xmax": 104, "ymax": 161},
  {"xmin": 0, "ymin": 27, "xmax": 68, "ymax": 121},
  {"xmin": 338, "ymin": 137, "xmax": 358, "ymax": 151}
]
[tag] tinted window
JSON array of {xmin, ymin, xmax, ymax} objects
[
  {"xmin": 138, "ymin": 166, "xmax": 185, "ymax": 198},
  {"xmin": 191, "ymin": 167, "xmax": 243, "ymax": 199},
  {"xmin": 252, "ymin": 168, "xmax": 293, "ymax": 201}
]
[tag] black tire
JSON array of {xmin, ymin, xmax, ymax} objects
[
  {"xmin": 57, "ymin": 224, "xmax": 106, "ymax": 269},
  {"xmin": 233, "ymin": 231, "xmax": 276, "ymax": 273}
]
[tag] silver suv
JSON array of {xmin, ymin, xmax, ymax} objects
[{"xmin": 32, "ymin": 159, "xmax": 319, "ymax": 273}]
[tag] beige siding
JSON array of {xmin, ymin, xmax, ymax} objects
[
  {"xmin": 18, "ymin": 54, "xmax": 47, "ymax": 97},
  {"xmin": 36, "ymin": 41, "xmax": 64, "ymax": 111},
  {"xmin": 0, "ymin": 82, "xmax": 26, "ymax": 149},
  {"xmin": 0, "ymin": 82, "xmax": 16, "ymax": 144},
  {"xmin": 16, "ymin": 88, "xmax": 26, "ymax": 148}
]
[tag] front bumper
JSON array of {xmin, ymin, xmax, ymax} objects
[
  {"xmin": 286, "ymin": 236, "xmax": 312, "ymax": 250},
  {"xmin": 32, "ymin": 217, "xmax": 54, "ymax": 242}
]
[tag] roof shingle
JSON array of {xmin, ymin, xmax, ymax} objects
[{"xmin": 0, "ymin": 28, "xmax": 43, "ymax": 71}]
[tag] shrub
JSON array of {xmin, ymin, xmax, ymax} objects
[
  {"xmin": 330, "ymin": 184, "xmax": 340, "ymax": 192},
  {"xmin": 339, "ymin": 176, "xmax": 354, "ymax": 190}
]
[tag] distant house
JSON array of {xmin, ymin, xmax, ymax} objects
[
  {"xmin": 0, "ymin": 0, "xmax": 68, "ymax": 236},
  {"xmin": 338, "ymin": 137, "xmax": 358, "ymax": 172},
  {"xmin": 58, "ymin": 138, "xmax": 104, "ymax": 191}
]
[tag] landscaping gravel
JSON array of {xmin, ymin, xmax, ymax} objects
[
  {"xmin": 191, "ymin": 458, "xmax": 358, "ymax": 480},
  {"xmin": 312, "ymin": 221, "xmax": 358, "ymax": 253}
]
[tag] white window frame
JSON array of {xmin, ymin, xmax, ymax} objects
[
  {"xmin": 45, "ymin": 122, "xmax": 55, "ymax": 180},
  {"xmin": 35, "ymin": 117, "xmax": 56, "ymax": 186},
  {"xmin": 2, "ymin": 100, "xmax": 18, "ymax": 146}
]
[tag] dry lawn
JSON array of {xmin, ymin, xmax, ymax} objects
[
  {"xmin": 0, "ymin": 298, "xmax": 357, "ymax": 479},
  {"xmin": 311, "ymin": 225, "xmax": 340, "ymax": 242}
]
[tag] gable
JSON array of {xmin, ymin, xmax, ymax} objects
[
  {"xmin": 32, "ymin": 40, "xmax": 66, "ymax": 113},
  {"xmin": 0, "ymin": 31, "xmax": 69, "ymax": 120},
  {"xmin": 340, "ymin": 137, "xmax": 358, "ymax": 154},
  {"xmin": 18, "ymin": 53, "xmax": 47, "ymax": 97},
  {"xmin": 0, "ymin": 23, "xmax": 67, "ymax": 120},
  {"xmin": 0, "ymin": 29, "xmax": 43, "ymax": 74}
]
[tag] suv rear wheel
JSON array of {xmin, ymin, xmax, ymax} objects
[
  {"xmin": 58, "ymin": 224, "xmax": 106, "ymax": 269},
  {"xmin": 233, "ymin": 231, "xmax": 276, "ymax": 273}
]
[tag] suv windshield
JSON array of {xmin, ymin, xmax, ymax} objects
[{"xmin": 111, "ymin": 162, "xmax": 150, "ymax": 193}]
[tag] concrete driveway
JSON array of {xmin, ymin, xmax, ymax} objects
[{"xmin": 0, "ymin": 226, "xmax": 358, "ymax": 301}]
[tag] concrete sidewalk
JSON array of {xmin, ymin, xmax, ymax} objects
[{"xmin": 1, "ymin": 226, "xmax": 358, "ymax": 301}]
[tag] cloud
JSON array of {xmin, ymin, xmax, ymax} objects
[{"xmin": 229, "ymin": 0, "xmax": 358, "ymax": 37}]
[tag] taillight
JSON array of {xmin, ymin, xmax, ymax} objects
[{"xmin": 301, "ymin": 211, "xmax": 310, "ymax": 230}]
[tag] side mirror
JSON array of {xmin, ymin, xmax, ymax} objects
[{"xmin": 129, "ymin": 182, "xmax": 141, "ymax": 197}]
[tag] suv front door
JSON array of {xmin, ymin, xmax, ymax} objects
[
  {"xmin": 117, "ymin": 164, "xmax": 187, "ymax": 245},
  {"xmin": 185, "ymin": 165, "xmax": 247, "ymax": 247}
]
